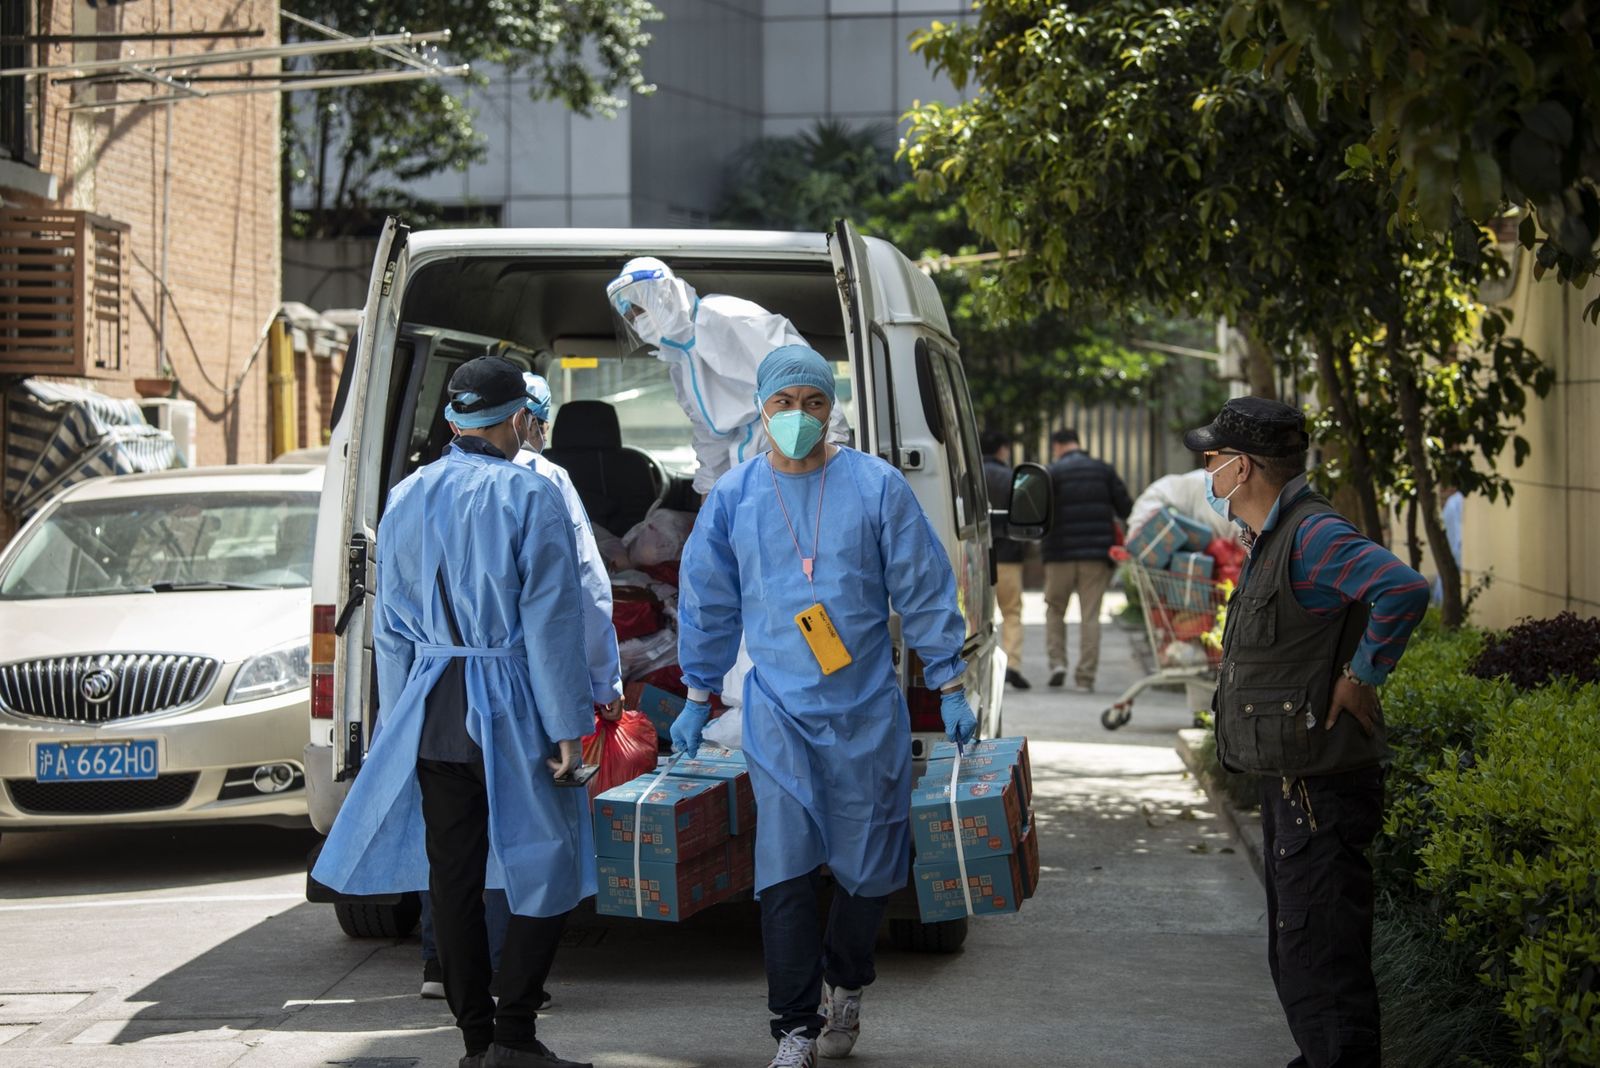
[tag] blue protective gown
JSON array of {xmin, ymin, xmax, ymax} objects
[
  {"xmin": 678, "ymin": 446, "xmax": 967, "ymax": 897},
  {"xmin": 311, "ymin": 444, "xmax": 598, "ymax": 917}
]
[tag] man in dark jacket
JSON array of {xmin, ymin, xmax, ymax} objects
[
  {"xmin": 1041, "ymin": 429, "xmax": 1132, "ymax": 690},
  {"xmin": 1186, "ymin": 397, "xmax": 1429, "ymax": 1068},
  {"xmin": 981, "ymin": 431, "xmax": 1029, "ymax": 689}
]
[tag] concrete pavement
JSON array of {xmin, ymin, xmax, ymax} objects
[{"xmin": 0, "ymin": 592, "xmax": 1292, "ymax": 1067}]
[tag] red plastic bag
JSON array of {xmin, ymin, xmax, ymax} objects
[
  {"xmin": 581, "ymin": 709, "xmax": 660, "ymax": 799},
  {"xmin": 1205, "ymin": 537, "xmax": 1247, "ymax": 586},
  {"xmin": 638, "ymin": 561, "xmax": 680, "ymax": 588},
  {"xmin": 611, "ymin": 599, "xmax": 662, "ymax": 641}
]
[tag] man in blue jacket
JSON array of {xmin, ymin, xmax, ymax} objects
[{"xmin": 313, "ymin": 356, "xmax": 594, "ymax": 1068}]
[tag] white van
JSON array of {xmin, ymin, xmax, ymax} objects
[{"xmin": 304, "ymin": 221, "xmax": 1052, "ymax": 949}]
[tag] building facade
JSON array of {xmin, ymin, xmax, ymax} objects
[
  {"xmin": 0, "ymin": 0, "xmax": 283, "ymax": 506},
  {"xmin": 286, "ymin": 0, "xmax": 972, "ymax": 287}
]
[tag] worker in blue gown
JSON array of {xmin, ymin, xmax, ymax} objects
[
  {"xmin": 675, "ymin": 345, "xmax": 978, "ymax": 1068},
  {"xmin": 311, "ymin": 356, "xmax": 596, "ymax": 1068}
]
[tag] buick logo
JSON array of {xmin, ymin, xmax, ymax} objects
[{"xmin": 80, "ymin": 669, "xmax": 117, "ymax": 705}]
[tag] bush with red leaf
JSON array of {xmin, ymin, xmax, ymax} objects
[{"xmin": 1466, "ymin": 611, "xmax": 1600, "ymax": 691}]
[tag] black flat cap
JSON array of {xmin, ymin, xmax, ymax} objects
[
  {"xmin": 446, "ymin": 355, "xmax": 526, "ymax": 413},
  {"xmin": 1183, "ymin": 396, "xmax": 1309, "ymax": 458}
]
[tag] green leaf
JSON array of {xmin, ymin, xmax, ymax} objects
[
  {"xmin": 1345, "ymin": 142, "xmax": 1375, "ymax": 170},
  {"xmin": 1459, "ymin": 150, "xmax": 1503, "ymax": 220},
  {"xmin": 1498, "ymin": 40, "xmax": 1536, "ymax": 90},
  {"xmin": 1521, "ymin": 101, "xmax": 1574, "ymax": 147},
  {"xmin": 1518, "ymin": 214, "xmax": 1536, "ymax": 248}
]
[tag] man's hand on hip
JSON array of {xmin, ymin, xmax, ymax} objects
[
  {"xmin": 546, "ymin": 738, "xmax": 583, "ymax": 778},
  {"xmin": 1325, "ymin": 676, "xmax": 1378, "ymax": 736}
]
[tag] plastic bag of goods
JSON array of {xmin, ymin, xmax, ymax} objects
[
  {"xmin": 623, "ymin": 507, "xmax": 696, "ymax": 567},
  {"xmin": 619, "ymin": 628, "xmax": 678, "ymax": 679},
  {"xmin": 593, "ymin": 524, "xmax": 633, "ymax": 573},
  {"xmin": 581, "ymin": 709, "xmax": 660, "ymax": 799}
]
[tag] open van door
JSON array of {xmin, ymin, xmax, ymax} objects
[
  {"xmin": 829, "ymin": 219, "xmax": 900, "ymax": 467},
  {"xmin": 323, "ymin": 218, "xmax": 409, "ymax": 781}
]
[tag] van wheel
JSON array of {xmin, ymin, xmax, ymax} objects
[
  {"xmin": 333, "ymin": 893, "xmax": 421, "ymax": 938},
  {"xmin": 888, "ymin": 916, "xmax": 968, "ymax": 954}
]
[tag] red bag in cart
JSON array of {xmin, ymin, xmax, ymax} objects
[{"xmin": 581, "ymin": 710, "xmax": 659, "ymax": 799}]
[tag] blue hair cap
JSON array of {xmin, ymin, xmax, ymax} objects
[
  {"xmin": 445, "ymin": 396, "xmax": 526, "ymax": 429},
  {"xmin": 755, "ymin": 345, "xmax": 835, "ymax": 404}
]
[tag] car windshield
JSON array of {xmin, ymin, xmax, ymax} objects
[{"xmin": 0, "ymin": 490, "xmax": 319, "ymax": 600}]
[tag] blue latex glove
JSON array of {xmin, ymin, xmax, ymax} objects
[
  {"xmin": 940, "ymin": 689, "xmax": 977, "ymax": 745},
  {"xmin": 670, "ymin": 699, "xmax": 713, "ymax": 755}
]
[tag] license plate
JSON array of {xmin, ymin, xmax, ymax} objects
[{"xmin": 35, "ymin": 740, "xmax": 159, "ymax": 782}]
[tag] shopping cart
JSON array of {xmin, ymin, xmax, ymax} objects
[{"xmin": 1100, "ymin": 547, "xmax": 1227, "ymax": 730}]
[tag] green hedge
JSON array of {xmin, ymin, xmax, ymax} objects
[{"xmin": 1378, "ymin": 620, "xmax": 1600, "ymax": 1067}]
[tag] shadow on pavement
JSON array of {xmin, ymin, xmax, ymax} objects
[{"xmin": 0, "ymin": 823, "xmax": 318, "ymax": 899}]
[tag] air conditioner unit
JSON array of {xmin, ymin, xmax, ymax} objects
[{"xmin": 139, "ymin": 398, "xmax": 198, "ymax": 468}]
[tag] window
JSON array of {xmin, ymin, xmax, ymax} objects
[
  {"xmin": 0, "ymin": 0, "xmax": 38, "ymax": 165},
  {"xmin": 916, "ymin": 338, "xmax": 983, "ymax": 533}
]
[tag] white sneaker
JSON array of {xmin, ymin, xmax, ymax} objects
[
  {"xmin": 816, "ymin": 983, "xmax": 862, "ymax": 1058},
  {"xmin": 767, "ymin": 1029, "xmax": 817, "ymax": 1068}
]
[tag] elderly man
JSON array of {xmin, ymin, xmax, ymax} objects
[
  {"xmin": 313, "ymin": 356, "xmax": 595, "ymax": 1068},
  {"xmin": 674, "ymin": 345, "xmax": 977, "ymax": 1068},
  {"xmin": 1188, "ymin": 397, "xmax": 1430, "ymax": 1068}
]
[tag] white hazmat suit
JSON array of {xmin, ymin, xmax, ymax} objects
[{"xmin": 606, "ymin": 257, "xmax": 848, "ymax": 494}]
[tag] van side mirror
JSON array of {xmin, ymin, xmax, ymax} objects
[{"xmin": 997, "ymin": 462, "xmax": 1053, "ymax": 541}]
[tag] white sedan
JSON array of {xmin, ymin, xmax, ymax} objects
[{"xmin": 0, "ymin": 464, "xmax": 322, "ymax": 840}]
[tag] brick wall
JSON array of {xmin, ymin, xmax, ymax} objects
[{"xmin": 19, "ymin": 0, "xmax": 281, "ymax": 467}]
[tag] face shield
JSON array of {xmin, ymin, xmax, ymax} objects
[{"xmin": 606, "ymin": 260, "xmax": 698, "ymax": 358}]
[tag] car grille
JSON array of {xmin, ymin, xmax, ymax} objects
[
  {"xmin": 0, "ymin": 654, "xmax": 219, "ymax": 723},
  {"xmin": 7, "ymin": 774, "xmax": 199, "ymax": 815}
]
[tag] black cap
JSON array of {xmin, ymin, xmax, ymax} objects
[
  {"xmin": 446, "ymin": 355, "xmax": 526, "ymax": 414},
  {"xmin": 1183, "ymin": 396, "xmax": 1309, "ymax": 458}
]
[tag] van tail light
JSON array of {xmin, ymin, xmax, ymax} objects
[
  {"xmin": 906, "ymin": 685, "xmax": 945, "ymax": 733},
  {"xmin": 311, "ymin": 604, "xmax": 335, "ymax": 720}
]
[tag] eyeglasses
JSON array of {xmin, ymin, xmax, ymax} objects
[{"xmin": 1203, "ymin": 450, "xmax": 1247, "ymax": 469}]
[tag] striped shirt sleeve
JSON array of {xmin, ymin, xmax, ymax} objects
[{"xmin": 1289, "ymin": 514, "xmax": 1431, "ymax": 684}]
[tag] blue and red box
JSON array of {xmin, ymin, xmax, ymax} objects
[
  {"xmin": 595, "ymin": 840, "xmax": 736, "ymax": 922},
  {"xmin": 1167, "ymin": 550, "xmax": 1217, "ymax": 612},
  {"xmin": 910, "ymin": 773, "xmax": 1025, "ymax": 863},
  {"xmin": 592, "ymin": 774, "xmax": 729, "ymax": 863},
  {"xmin": 928, "ymin": 736, "xmax": 1033, "ymax": 802},
  {"xmin": 912, "ymin": 850, "xmax": 1028, "ymax": 921},
  {"xmin": 670, "ymin": 756, "xmax": 757, "ymax": 836},
  {"xmin": 635, "ymin": 684, "xmax": 687, "ymax": 742}
]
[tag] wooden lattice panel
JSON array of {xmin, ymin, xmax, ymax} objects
[{"xmin": 0, "ymin": 210, "xmax": 129, "ymax": 378}]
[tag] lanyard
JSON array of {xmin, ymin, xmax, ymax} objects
[{"xmin": 767, "ymin": 451, "xmax": 829, "ymax": 596}]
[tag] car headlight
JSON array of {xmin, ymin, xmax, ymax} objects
[{"xmin": 227, "ymin": 640, "xmax": 311, "ymax": 704}]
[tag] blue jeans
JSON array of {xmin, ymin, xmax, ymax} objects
[
  {"xmin": 420, "ymin": 887, "xmax": 511, "ymax": 970},
  {"xmin": 760, "ymin": 867, "xmax": 889, "ymax": 1040}
]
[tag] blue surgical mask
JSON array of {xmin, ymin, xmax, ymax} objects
[
  {"xmin": 1204, "ymin": 455, "xmax": 1242, "ymax": 519},
  {"xmin": 764, "ymin": 410, "xmax": 825, "ymax": 460}
]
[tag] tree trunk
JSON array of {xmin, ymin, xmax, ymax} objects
[
  {"xmin": 1312, "ymin": 336, "xmax": 1385, "ymax": 542},
  {"xmin": 1393, "ymin": 359, "xmax": 1461, "ymax": 627},
  {"xmin": 1241, "ymin": 322, "xmax": 1278, "ymax": 398},
  {"xmin": 1404, "ymin": 497, "xmax": 1423, "ymax": 571}
]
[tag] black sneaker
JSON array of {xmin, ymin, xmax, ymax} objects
[
  {"xmin": 1048, "ymin": 670, "xmax": 1066, "ymax": 688},
  {"xmin": 484, "ymin": 1041, "xmax": 592, "ymax": 1068},
  {"xmin": 1005, "ymin": 668, "xmax": 1032, "ymax": 690},
  {"xmin": 421, "ymin": 958, "xmax": 445, "ymax": 1000},
  {"xmin": 460, "ymin": 1054, "xmax": 487, "ymax": 1068}
]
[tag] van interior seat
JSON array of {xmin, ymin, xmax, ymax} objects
[{"xmin": 543, "ymin": 399, "xmax": 665, "ymax": 537}]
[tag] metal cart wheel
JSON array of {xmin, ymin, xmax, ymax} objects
[{"xmin": 1100, "ymin": 703, "xmax": 1133, "ymax": 730}]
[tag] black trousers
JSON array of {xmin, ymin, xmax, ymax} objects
[
  {"xmin": 761, "ymin": 867, "xmax": 890, "ymax": 1040},
  {"xmin": 418, "ymin": 758, "xmax": 569, "ymax": 1055},
  {"xmin": 1260, "ymin": 767, "xmax": 1385, "ymax": 1068}
]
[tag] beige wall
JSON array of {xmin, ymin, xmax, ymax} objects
[
  {"xmin": 1461, "ymin": 252, "xmax": 1600, "ymax": 626},
  {"xmin": 10, "ymin": 0, "xmax": 281, "ymax": 467}
]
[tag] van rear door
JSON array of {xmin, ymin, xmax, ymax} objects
[
  {"xmin": 328, "ymin": 218, "xmax": 409, "ymax": 779},
  {"xmin": 829, "ymin": 219, "xmax": 900, "ymax": 466}
]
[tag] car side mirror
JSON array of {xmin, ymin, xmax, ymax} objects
[{"xmin": 998, "ymin": 462, "xmax": 1053, "ymax": 541}]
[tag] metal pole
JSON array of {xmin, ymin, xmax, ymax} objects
[
  {"xmin": 268, "ymin": 319, "xmax": 299, "ymax": 458},
  {"xmin": 0, "ymin": 29, "xmax": 453, "ymax": 77},
  {"xmin": 61, "ymin": 65, "xmax": 470, "ymax": 111}
]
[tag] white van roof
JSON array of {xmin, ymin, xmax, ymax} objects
[{"xmin": 402, "ymin": 227, "xmax": 954, "ymax": 342}]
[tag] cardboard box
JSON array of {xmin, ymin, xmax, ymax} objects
[
  {"xmin": 691, "ymin": 746, "xmax": 745, "ymax": 766},
  {"xmin": 922, "ymin": 754, "xmax": 1030, "ymax": 808},
  {"xmin": 592, "ymin": 774, "xmax": 729, "ymax": 862},
  {"xmin": 1126, "ymin": 509, "xmax": 1185, "ymax": 568},
  {"xmin": 928, "ymin": 737, "xmax": 1032, "ymax": 801},
  {"xmin": 911, "ymin": 774, "xmax": 1025, "ymax": 863},
  {"xmin": 670, "ymin": 756, "xmax": 757, "ymax": 836},
  {"xmin": 1018, "ymin": 819, "xmax": 1041, "ymax": 900},
  {"xmin": 1168, "ymin": 509, "xmax": 1213, "ymax": 551},
  {"xmin": 595, "ymin": 842, "xmax": 734, "ymax": 922},
  {"xmin": 636, "ymin": 684, "xmax": 687, "ymax": 742},
  {"xmin": 912, "ymin": 851, "xmax": 1027, "ymax": 921},
  {"xmin": 1167, "ymin": 551, "xmax": 1217, "ymax": 613},
  {"xmin": 728, "ymin": 831, "xmax": 756, "ymax": 896}
]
